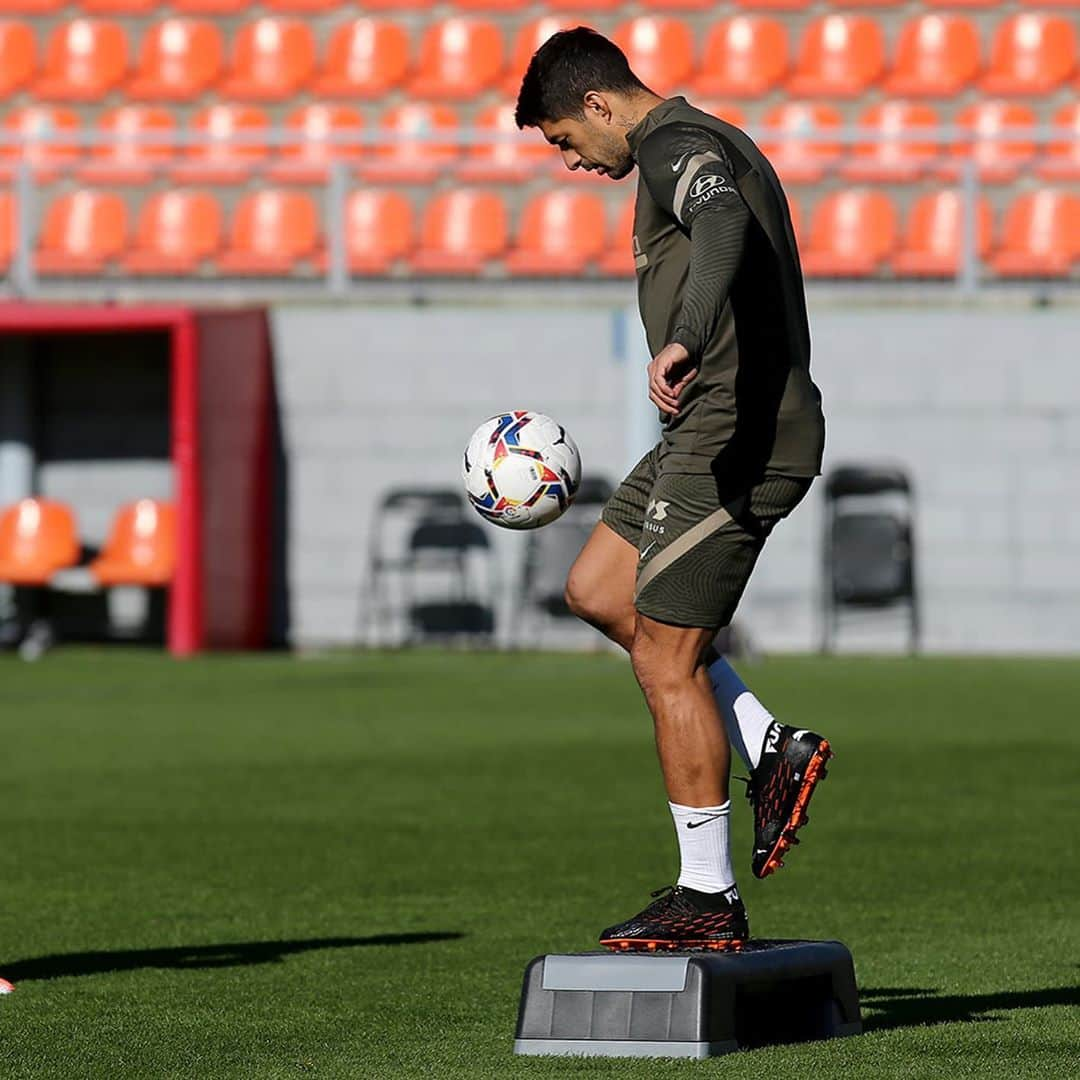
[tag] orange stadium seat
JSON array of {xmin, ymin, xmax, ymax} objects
[
  {"xmin": 127, "ymin": 19, "xmax": 224, "ymax": 102},
  {"xmin": 452, "ymin": 0, "xmax": 528, "ymax": 10},
  {"xmin": 695, "ymin": 17, "xmax": 788, "ymax": 98},
  {"xmin": 734, "ymin": 0, "xmax": 808, "ymax": 9},
  {"xmin": 840, "ymin": 102, "xmax": 939, "ymax": 183},
  {"xmin": 759, "ymin": 102, "xmax": 842, "ymax": 184},
  {"xmin": 699, "ymin": 102, "xmax": 748, "ymax": 128},
  {"xmin": 884, "ymin": 14, "xmax": 981, "ymax": 98},
  {"xmin": 78, "ymin": 105, "xmax": 175, "ymax": 185},
  {"xmin": 0, "ymin": 192, "xmax": 14, "ymax": 268},
  {"xmin": 35, "ymin": 19, "xmax": 129, "ymax": 101},
  {"xmin": 458, "ymin": 102, "xmax": 548, "ymax": 182},
  {"xmin": 800, "ymin": 190, "xmax": 897, "ymax": 277},
  {"xmin": 409, "ymin": 18, "xmax": 503, "ymax": 100},
  {"xmin": 360, "ymin": 0, "xmax": 431, "ymax": 9},
  {"xmin": 990, "ymin": 190, "xmax": 1080, "ymax": 277},
  {"xmin": 0, "ymin": 20, "xmax": 35, "ymax": 96},
  {"xmin": 0, "ymin": 0, "xmax": 64, "ymax": 13},
  {"xmin": 787, "ymin": 15, "xmax": 886, "ymax": 98},
  {"xmin": 924, "ymin": 0, "xmax": 995, "ymax": 8},
  {"xmin": 80, "ymin": 0, "xmax": 159, "ymax": 13},
  {"xmin": 313, "ymin": 19, "xmax": 410, "ymax": 100},
  {"xmin": 89, "ymin": 501, "xmax": 176, "ymax": 587},
  {"xmin": 220, "ymin": 17, "xmax": 316, "ymax": 101},
  {"xmin": 506, "ymin": 191, "xmax": 607, "ymax": 275},
  {"xmin": 891, "ymin": 191, "xmax": 992, "ymax": 278},
  {"xmin": 0, "ymin": 106, "xmax": 79, "ymax": 182},
  {"xmin": 641, "ymin": 0, "xmax": 720, "ymax": 11},
  {"xmin": 333, "ymin": 190, "xmax": 414, "ymax": 274},
  {"xmin": 172, "ymin": 104, "xmax": 269, "ymax": 184},
  {"xmin": 940, "ymin": 101, "xmax": 1036, "ymax": 184},
  {"xmin": 599, "ymin": 196, "xmax": 636, "ymax": 277},
  {"xmin": 173, "ymin": 0, "xmax": 249, "ymax": 12},
  {"xmin": 37, "ymin": 190, "xmax": 128, "ymax": 274},
  {"xmin": 787, "ymin": 195, "xmax": 803, "ymax": 247},
  {"xmin": 980, "ymin": 14, "xmax": 1077, "ymax": 96},
  {"xmin": 1037, "ymin": 103, "xmax": 1080, "ymax": 181},
  {"xmin": 412, "ymin": 190, "xmax": 508, "ymax": 274},
  {"xmin": 124, "ymin": 190, "xmax": 222, "ymax": 273},
  {"xmin": 263, "ymin": 0, "xmax": 341, "ymax": 11},
  {"xmin": 612, "ymin": 17, "xmax": 695, "ymax": 97},
  {"xmin": 363, "ymin": 104, "xmax": 459, "ymax": 184},
  {"xmin": 504, "ymin": 17, "xmax": 575, "ymax": 95},
  {"xmin": 268, "ymin": 104, "xmax": 363, "ymax": 183},
  {"xmin": 0, "ymin": 499, "xmax": 79, "ymax": 585},
  {"xmin": 547, "ymin": 0, "xmax": 625, "ymax": 10},
  {"xmin": 219, "ymin": 189, "xmax": 319, "ymax": 274}
]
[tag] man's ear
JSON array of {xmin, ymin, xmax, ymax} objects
[{"xmin": 583, "ymin": 91, "xmax": 613, "ymax": 124}]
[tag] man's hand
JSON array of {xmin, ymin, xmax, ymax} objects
[{"xmin": 648, "ymin": 342, "xmax": 698, "ymax": 417}]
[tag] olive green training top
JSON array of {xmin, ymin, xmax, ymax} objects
[{"xmin": 626, "ymin": 96, "xmax": 825, "ymax": 485}]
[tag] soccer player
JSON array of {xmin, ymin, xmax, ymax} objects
[{"xmin": 516, "ymin": 29, "xmax": 831, "ymax": 951}]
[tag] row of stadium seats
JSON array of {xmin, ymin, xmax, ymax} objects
[
  {"xmin": 2, "ymin": 14, "xmax": 1079, "ymax": 101},
  {"xmin": 3, "ymin": 187, "xmax": 1078, "ymax": 277},
  {"xmin": 5, "ymin": 101, "xmax": 1079, "ymax": 184}
]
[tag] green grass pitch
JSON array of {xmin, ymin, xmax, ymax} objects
[{"xmin": 0, "ymin": 649, "xmax": 1077, "ymax": 1079}]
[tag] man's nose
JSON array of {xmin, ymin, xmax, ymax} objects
[{"xmin": 562, "ymin": 148, "xmax": 582, "ymax": 170}]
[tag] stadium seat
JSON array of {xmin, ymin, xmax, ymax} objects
[
  {"xmin": 840, "ymin": 102, "xmax": 939, "ymax": 183},
  {"xmin": 599, "ymin": 196, "xmax": 636, "ymax": 277},
  {"xmin": 787, "ymin": 15, "xmax": 886, "ymax": 98},
  {"xmin": 980, "ymin": 14, "xmax": 1077, "ymax": 96},
  {"xmin": 172, "ymin": 104, "xmax": 269, "ymax": 184},
  {"xmin": 78, "ymin": 105, "xmax": 176, "ymax": 185},
  {"xmin": 699, "ymin": 102, "xmax": 748, "ymax": 129},
  {"xmin": 409, "ymin": 18, "xmax": 503, "ymax": 100},
  {"xmin": 263, "ymin": 0, "xmax": 340, "ymax": 11},
  {"xmin": 124, "ymin": 190, "xmax": 222, "ymax": 273},
  {"xmin": 268, "ymin": 104, "xmax": 363, "ymax": 183},
  {"xmin": 220, "ymin": 17, "xmax": 316, "ymax": 101},
  {"xmin": 891, "ymin": 191, "xmax": 992, "ymax": 278},
  {"xmin": 641, "ymin": 0, "xmax": 720, "ymax": 11},
  {"xmin": 362, "ymin": 104, "xmax": 459, "ymax": 184},
  {"xmin": 1037, "ymin": 103, "xmax": 1080, "ymax": 181},
  {"xmin": 332, "ymin": 190, "xmax": 413, "ymax": 274},
  {"xmin": 799, "ymin": 190, "xmax": 898, "ymax": 277},
  {"xmin": 0, "ymin": 106, "xmax": 79, "ymax": 182},
  {"xmin": 80, "ymin": 0, "xmax": 158, "ymax": 13},
  {"xmin": 0, "ymin": 20, "xmax": 35, "ymax": 97},
  {"xmin": 312, "ymin": 19, "xmax": 410, "ymax": 100},
  {"xmin": 458, "ymin": 102, "xmax": 547, "ymax": 182},
  {"xmin": 360, "ymin": 0, "xmax": 431, "ymax": 9},
  {"xmin": 695, "ymin": 17, "xmax": 788, "ymax": 98},
  {"xmin": 0, "ymin": 499, "xmax": 79, "ymax": 585},
  {"xmin": 506, "ymin": 191, "xmax": 607, "ymax": 275},
  {"xmin": 787, "ymin": 195, "xmax": 803, "ymax": 247},
  {"xmin": 411, "ymin": 190, "xmax": 507, "ymax": 274},
  {"xmin": 759, "ymin": 102, "xmax": 843, "ymax": 184},
  {"xmin": 733, "ymin": 0, "xmax": 808, "ymax": 9},
  {"xmin": 547, "ymin": 0, "xmax": 625, "ymax": 10},
  {"xmin": 884, "ymin": 15, "xmax": 981, "ymax": 98},
  {"xmin": 37, "ymin": 190, "xmax": 128, "ymax": 274},
  {"xmin": 504, "ymin": 17, "xmax": 575, "ymax": 95},
  {"xmin": 35, "ymin": 19, "xmax": 129, "ymax": 101},
  {"xmin": 924, "ymin": 0, "xmax": 995, "ymax": 8},
  {"xmin": 127, "ymin": 19, "xmax": 224, "ymax": 102},
  {"xmin": 990, "ymin": 190, "xmax": 1080, "ymax": 278},
  {"xmin": 452, "ymin": 0, "xmax": 528, "ymax": 10},
  {"xmin": 0, "ymin": 0, "xmax": 64, "ymax": 13},
  {"xmin": 219, "ymin": 189, "xmax": 319, "ymax": 274},
  {"xmin": 612, "ymin": 17, "xmax": 695, "ymax": 97},
  {"xmin": 89, "ymin": 501, "xmax": 176, "ymax": 587},
  {"xmin": 940, "ymin": 101, "xmax": 1036, "ymax": 184},
  {"xmin": 0, "ymin": 192, "xmax": 14, "ymax": 268},
  {"xmin": 173, "ymin": 0, "xmax": 250, "ymax": 12}
]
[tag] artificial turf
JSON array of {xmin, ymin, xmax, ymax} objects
[{"xmin": 0, "ymin": 649, "xmax": 1076, "ymax": 1079}]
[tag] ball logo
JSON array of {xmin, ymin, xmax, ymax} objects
[{"xmin": 689, "ymin": 174, "xmax": 727, "ymax": 199}]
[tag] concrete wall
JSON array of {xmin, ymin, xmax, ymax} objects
[{"xmin": 271, "ymin": 302, "xmax": 1080, "ymax": 655}]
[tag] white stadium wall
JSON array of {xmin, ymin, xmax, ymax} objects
[{"xmin": 271, "ymin": 302, "xmax": 1080, "ymax": 655}]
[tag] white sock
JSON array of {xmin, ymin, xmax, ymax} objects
[
  {"xmin": 707, "ymin": 655, "xmax": 776, "ymax": 770},
  {"xmin": 669, "ymin": 800, "xmax": 735, "ymax": 893}
]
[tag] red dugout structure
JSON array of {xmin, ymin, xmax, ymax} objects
[{"xmin": 0, "ymin": 304, "xmax": 272, "ymax": 656}]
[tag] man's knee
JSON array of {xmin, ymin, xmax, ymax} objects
[
  {"xmin": 565, "ymin": 564, "xmax": 617, "ymax": 627},
  {"xmin": 631, "ymin": 616, "xmax": 711, "ymax": 693}
]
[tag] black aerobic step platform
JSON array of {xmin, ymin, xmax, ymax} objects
[{"xmin": 514, "ymin": 939, "xmax": 861, "ymax": 1059}]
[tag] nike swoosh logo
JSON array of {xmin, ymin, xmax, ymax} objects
[
  {"xmin": 792, "ymin": 729, "xmax": 811, "ymax": 741},
  {"xmin": 671, "ymin": 152, "xmax": 690, "ymax": 173},
  {"xmin": 640, "ymin": 541, "xmax": 657, "ymax": 561},
  {"xmin": 687, "ymin": 816, "xmax": 723, "ymax": 829}
]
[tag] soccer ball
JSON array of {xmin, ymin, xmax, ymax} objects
[{"xmin": 462, "ymin": 411, "xmax": 582, "ymax": 530}]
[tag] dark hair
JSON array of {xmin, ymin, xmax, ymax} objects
[{"xmin": 515, "ymin": 27, "xmax": 650, "ymax": 130}]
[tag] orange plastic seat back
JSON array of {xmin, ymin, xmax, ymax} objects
[
  {"xmin": 808, "ymin": 190, "xmax": 897, "ymax": 263},
  {"xmin": 279, "ymin": 104, "xmax": 363, "ymax": 170},
  {"xmin": 760, "ymin": 102, "xmax": 843, "ymax": 167},
  {"xmin": 92, "ymin": 105, "xmax": 175, "ymax": 172},
  {"xmin": 1, "ymin": 106, "xmax": 79, "ymax": 173},
  {"xmin": 613, "ymin": 17, "xmax": 694, "ymax": 96},
  {"xmin": 1044, "ymin": 103, "xmax": 1080, "ymax": 172},
  {"xmin": 134, "ymin": 190, "xmax": 222, "ymax": 261},
  {"xmin": 505, "ymin": 17, "xmax": 574, "ymax": 93},
  {"xmin": 38, "ymin": 18, "xmax": 128, "ymax": 99},
  {"xmin": 375, "ymin": 103, "xmax": 459, "ymax": 172},
  {"xmin": 230, "ymin": 190, "xmax": 319, "ymax": 260},
  {"xmin": 999, "ymin": 190, "xmax": 1080, "ymax": 261},
  {"xmin": 419, "ymin": 190, "xmax": 507, "ymax": 260},
  {"xmin": 411, "ymin": 18, "xmax": 503, "ymax": 98},
  {"xmin": 0, "ymin": 498, "xmax": 79, "ymax": 582},
  {"xmin": 91, "ymin": 500, "xmax": 176, "ymax": 586},
  {"xmin": 518, "ymin": 191, "xmax": 606, "ymax": 259},
  {"xmin": 789, "ymin": 15, "xmax": 885, "ymax": 95},
  {"xmin": 463, "ymin": 102, "xmax": 547, "ymax": 175},
  {"xmin": 849, "ymin": 101, "xmax": 939, "ymax": 172},
  {"xmin": 697, "ymin": 17, "xmax": 789, "ymax": 96},
  {"xmin": 344, "ymin": 190, "xmax": 413, "ymax": 267},
  {"xmin": 316, "ymin": 18, "xmax": 410, "ymax": 98},
  {"xmin": 185, "ymin": 104, "xmax": 269, "ymax": 170},
  {"xmin": 982, "ymin": 13, "xmax": 1077, "ymax": 94},
  {"xmin": 40, "ymin": 190, "xmax": 127, "ymax": 261},
  {"xmin": 0, "ymin": 19, "xmax": 35, "ymax": 96},
  {"xmin": 129, "ymin": 18, "xmax": 224, "ymax": 100},
  {"xmin": 901, "ymin": 191, "xmax": 992, "ymax": 259},
  {"xmin": 953, "ymin": 101, "xmax": 1036, "ymax": 175},
  {"xmin": 224, "ymin": 17, "xmax": 316, "ymax": 98},
  {"xmin": 887, "ymin": 15, "xmax": 980, "ymax": 97}
]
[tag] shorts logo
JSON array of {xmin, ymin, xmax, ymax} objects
[
  {"xmin": 670, "ymin": 152, "xmax": 691, "ymax": 173},
  {"xmin": 647, "ymin": 499, "xmax": 670, "ymax": 521},
  {"xmin": 689, "ymin": 174, "xmax": 727, "ymax": 199}
]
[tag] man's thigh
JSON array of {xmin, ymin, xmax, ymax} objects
[{"xmin": 634, "ymin": 473, "xmax": 813, "ymax": 631}]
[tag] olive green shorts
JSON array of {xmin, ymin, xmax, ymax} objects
[{"xmin": 601, "ymin": 445, "xmax": 813, "ymax": 630}]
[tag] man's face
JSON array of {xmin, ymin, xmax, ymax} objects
[{"xmin": 538, "ymin": 107, "xmax": 635, "ymax": 181}]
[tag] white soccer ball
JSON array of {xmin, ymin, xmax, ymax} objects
[{"xmin": 462, "ymin": 411, "xmax": 582, "ymax": 530}]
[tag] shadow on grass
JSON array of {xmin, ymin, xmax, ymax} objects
[
  {"xmin": 860, "ymin": 984, "xmax": 1080, "ymax": 1032},
  {"xmin": 5, "ymin": 932, "xmax": 464, "ymax": 982}
]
